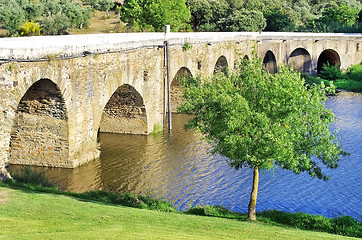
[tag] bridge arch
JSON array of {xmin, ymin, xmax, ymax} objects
[
  {"xmin": 263, "ymin": 50, "xmax": 278, "ymax": 74},
  {"xmin": 99, "ymin": 84, "xmax": 148, "ymax": 135},
  {"xmin": 171, "ymin": 67, "xmax": 192, "ymax": 113},
  {"xmin": 317, "ymin": 49, "xmax": 341, "ymax": 73},
  {"xmin": 214, "ymin": 55, "xmax": 228, "ymax": 74},
  {"xmin": 9, "ymin": 79, "xmax": 69, "ymax": 167},
  {"xmin": 288, "ymin": 48, "xmax": 312, "ymax": 74}
]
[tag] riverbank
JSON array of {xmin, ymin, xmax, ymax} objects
[{"xmin": 0, "ymin": 180, "xmax": 360, "ymax": 239}]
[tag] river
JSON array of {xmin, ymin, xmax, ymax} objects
[{"xmin": 9, "ymin": 91, "xmax": 362, "ymax": 220}]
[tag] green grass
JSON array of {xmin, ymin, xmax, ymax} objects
[
  {"xmin": 306, "ymin": 63, "xmax": 362, "ymax": 92},
  {"xmin": 0, "ymin": 181, "xmax": 359, "ymax": 240}
]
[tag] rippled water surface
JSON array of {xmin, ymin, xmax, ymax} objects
[{"xmin": 11, "ymin": 92, "xmax": 362, "ymax": 220}]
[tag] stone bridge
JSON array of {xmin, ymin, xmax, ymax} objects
[{"xmin": 0, "ymin": 32, "xmax": 361, "ymax": 179}]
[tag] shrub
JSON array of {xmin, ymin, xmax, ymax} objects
[
  {"xmin": 12, "ymin": 166, "xmax": 54, "ymax": 188},
  {"xmin": 259, "ymin": 210, "xmax": 362, "ymax": 238},
  {"xmin": 345, "ymin": 63, "xmax": 362, "ymax": 81},
  {"xmin": 41, "ymin": 12, "xmax": 71, "ymax": 35},
  {"xmin": 319, "ymin": 63, "xmax": 343, "ymax": 81},
  {"xmin": 18, "ymin": 20, "xmax": 41, "ymax": 36}
]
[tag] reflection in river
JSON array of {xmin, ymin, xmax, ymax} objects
[{"xmin": 10, "ymin": 92, "xmax": 362, "ymax": 220}]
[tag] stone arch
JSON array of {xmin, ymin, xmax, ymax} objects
[
  {"xmin": 317, "ymin": 49, "xmax": 341, "ymax": 73},
  {"xmin": 263, "ymin": 50, "xmax": 278, "ymax": 74},
  {"xmin": 214, "ymin": 55, "xmax": 228, "ymax": 74},
  {"xmin": 9, "ymin": 79, "xmax": 69, "ymax": 167},
  {"xmin": 288, "ymin": 48, "xmax": 312, "ymax": 74},
  {"xmin": 171, "ymin": 67, "xmax": 192, "ymax": 113},
  {"xmin": 99, "ymin": 84, "xmax": 147, "ymax": 135}
]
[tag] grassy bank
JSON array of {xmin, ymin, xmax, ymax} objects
[
  {"xmin": 0, "ymin": 180, "xmax": 360, "ymax": 239},
  {"xmin": 304, "ymin": 63, "xmax": 362, "ymax": 92}
]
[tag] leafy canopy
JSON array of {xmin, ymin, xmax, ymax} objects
[
  {"xmin": 179, "ymin": 54, "xmax": 345, "ymax": 180},
  {"xmin": 121, "ymin": 0, "xmax": 191, "ymax": 32}
]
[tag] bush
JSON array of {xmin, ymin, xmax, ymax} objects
[
  {"xmin": 18, "ymin": 20, "xmax": 41, "ymax": 36},
  {"xmin": 319, "ymin": 63, "xmax": 344, "ymax": 81},
  {"xmin": 259, "ymin": 210, "xmax": 362, "ymax": 238},
  {"xmin": 41, "ymin": 12, "xmax": 71, "ymax": 35},
  {"xmin": 12, "ymin": 166, "xmax": 54, "ymax": 188},
  {"xmin": 346, "ymin": 63, "xmax": 362, "ymax": 81}
]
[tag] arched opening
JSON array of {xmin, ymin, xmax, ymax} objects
[
  {"xmin": 9, "ymin": 79, "xmax": 69, "ymax": 167},
  {"xmin": 214, "ymin": 56, "xmax": 228, "ymax": 74},
  {"xmin": 100, "ymin": 84, "xmax": 147, "ymax": 135},
  {"xmin": 171, "ymin": 67, "xmax": 192, "ymax": 113},
  {"xmin": 263, "ymin": 50, "xmax": 277, "ymax": 74},
  {"xmin": 288, "ymin": 48, "xmax": 312, "ymax": 74},
  {"xmin": 317, "ymin": 49, "xmax": 341, "ymax": 73}
]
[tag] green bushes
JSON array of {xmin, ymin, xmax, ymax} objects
[
  {"xmin": 304, "ymin": 63, "xmax": 362, "ymax": 92},
  {"xmin": 0, "ymin": 0, "xmax": 91, "ymax": 36},
  {"xmin": 11, "ymin": 166, "xmax": 54, "ymax": 188},
  {"xmin": 259, "ymin": 210, "xmax": 362, "ymax": 238}
]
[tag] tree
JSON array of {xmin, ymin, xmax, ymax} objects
[
  {"xmin": 219, "ymin": 9, "xmax": 266, "ymax": 32},
  {"xmin": 121, "ymin": 0, "xmax": 191, "ymax": 32},
  {"xmin": 264, "ymin": 7, "xmax": 295, "ymax": 31},
  {"xmin": 179, "ymin": 54, "xmax": 345, "ymax": 220},
  {"xmin": 319, "ymin": 3, "xmax": 359, "ymax": 26},
  {"xmin": 0, "ymin": 0, "xmax": 26, "ymax": 36}
]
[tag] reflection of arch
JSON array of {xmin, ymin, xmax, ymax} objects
[
  {"xmin": 9, "ymin": 79, "xmax": 69, "ymax": 167},
  {"xmin": 317, "ymin": 49, "xmax": 341, "ymax": 73},
  {"xmin": 214, "ymin": 56, "xmax": 228, "ymax": 74},
  {"xmin": 100, "ymin": 84, "xmax": 147, "ymax": 135},
  {"xmin": 171, "ymin": 67, "xmax": 192, "ymax": 113},
  {"xmin": 263, "ymin": 50, "xmax": 277, "ymax": 74},
  {"xmin": 288, "ymin": 48, "xmax": 312, "ymax": 74}
]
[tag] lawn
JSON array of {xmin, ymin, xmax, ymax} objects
[{"xmin": 0, "ymin": 185, "xmax": 356, "ymax": 240}]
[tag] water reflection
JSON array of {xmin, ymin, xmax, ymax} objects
[{"xmin": 9, "ymin": 92, "xmax": 362, "ymax": 220}]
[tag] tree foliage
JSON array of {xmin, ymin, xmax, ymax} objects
[
  {"xmin": 179, "ymin": 54, "xmax": 346, "ymax": 220},
  {"xmin": 121, "ymin": 0, "xmax": 191, "ymax": 32},
  {"xmin": 0, "ymin": 0, "xmax": 91, "ymax": 36},
  {"xmin": 186, "ymin": 0, "xmax": 362, "ymax": 32}
]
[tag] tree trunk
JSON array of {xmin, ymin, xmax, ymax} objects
[{"xmin": 248, "ymin": 167, "xmax": 259, "ymax": 221}]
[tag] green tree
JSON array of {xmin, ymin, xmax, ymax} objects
[
  {"xmin": 0, "ymin": 0, "xmax": 26, "ymax": 36},
  {"xmin": 121, "ymin": 0, "xmax": 191, "ymax": 32},
  {"xmin": 97, "ymin": 0, "xmax": 114, "ymax": 18},
  {"xmin": 219, "ymin": 9, "xmax": 266, "ymax": 32},
  {"xmin": 179, "ymin": 54, "xmax": 345, "ymax": 220},
  {"xmin": 187, "ymin": 0, "xmax": 229, "ymax": 31},
  {"xmin": 264, "ymin": 7, "xmax": 295, "ymax": 31},
  {"xmin": 319, "ymin": 3, "xmax": 359, "ymax": 26}
]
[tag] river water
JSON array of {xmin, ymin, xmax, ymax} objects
[{"xmin": 10, "ymin": 91, "xmax": 362, "ymax": 220}]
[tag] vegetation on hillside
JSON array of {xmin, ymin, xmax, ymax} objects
[{"xmin": 1, "ymin": 0, "xmax": 361, "ymax": 36}]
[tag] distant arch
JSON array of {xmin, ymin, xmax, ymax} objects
[
  {"xmin": 263, "ymin": 50, "xmax": 277, "ymax": 74},
  {"xmin": 288, "ymin": 48, "xmax": 312, "ymax": 74},
  {"xmin": 317, "ymin": 49, "xmax": 341, "ymax": 73},
  {"xmin": 9, "ymin": 79, "xmax": 69, "ymax": 167},
  {"xmin": 100, "ymin": 84, "xmax": 147, "ymax": 135},
  {"xmin": 171, "ymin": 67, "xmax": 192, "ymax": 113},
  {"xmin": 214, "ymin": 56, "xmax": 228, "ymax": 74}
]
